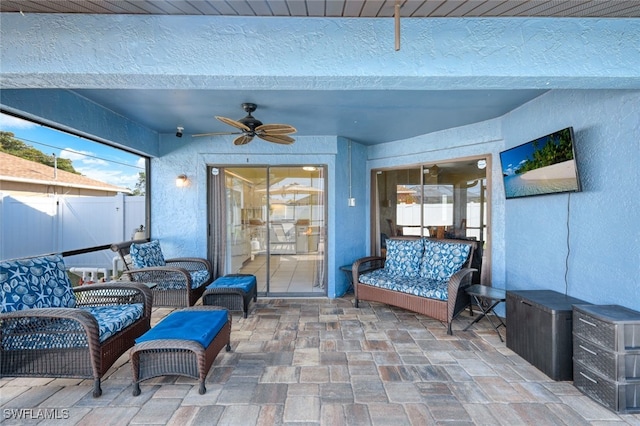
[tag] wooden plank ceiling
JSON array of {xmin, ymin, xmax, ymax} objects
[{"xmin": 1, "ymin": 0, "xmax": 639, "ymax": 18}]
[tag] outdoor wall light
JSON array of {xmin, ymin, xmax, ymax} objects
[
  {"xmin": 477, "ymin": 159, "xmax": 487, "ymax": 169},
  {"xmin": 175, "ymin": 174, "xmax": 188, "ymax": 187},
  {"xmin": 176, "ymin": 126, "xmax": 184, "ymax": 138}
]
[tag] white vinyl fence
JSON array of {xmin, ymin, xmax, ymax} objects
[{"xmin": 0, "ymin": 193, "xmax": 145, "ymax": 277}]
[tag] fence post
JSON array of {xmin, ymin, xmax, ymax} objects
[{"xmin": 115, "ymin": 193, "xmax": 126, "ymax": 241}]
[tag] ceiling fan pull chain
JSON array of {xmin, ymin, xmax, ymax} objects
[{"xmin": 395, "ymin": 0, "xmax": 401, "ymax": 51}]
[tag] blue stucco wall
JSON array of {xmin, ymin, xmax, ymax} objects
[
  {"xmin": 502, "ymin": 90, "xmax": 640, "ymax": 312},
  {"xmin": 2, "ymin": 15, "xmax": 639, "ymax": 91},
  {"xmin": 368, "ymin": 89, "xmax": 640, "ymax": 313},
  {"xmin": 1, "ymin": 13, "xmax": 638, "ymax": 303},
  {"xmin": 152, "ymin": 133, "xmax": 368, "ymax": 298}
]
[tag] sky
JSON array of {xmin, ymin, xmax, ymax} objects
[
  {"xmin": 499, "ymin": 140, "xmax": 538, "ymax": 176},
  {"xmin": 0, "ymin": 112, "xmax": 145, "ymax": 190}
]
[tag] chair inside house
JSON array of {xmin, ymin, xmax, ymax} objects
[
  {"xmin": 269, "ymin": 223, "xmax": 296, "ymax": 254},
  {"xmin": 111, "ymin": 239, "xmax": 213, "ymax": 307},
  {"xmin": 386, "ymin": 218, "xmax": 402, "ymax": 237}
]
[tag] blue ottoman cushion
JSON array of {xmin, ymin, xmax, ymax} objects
[
  {"xmin": 207, "ymin": 275, "xmax": 256, "ymax": 293},
  {"xmin": 135, "ymin": 310, "xmax": 227, "ymax": 348}
]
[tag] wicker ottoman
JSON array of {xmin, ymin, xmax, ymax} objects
[
  {"xmin": 202, "ymin": 274, "xmax": 257, "ymax": 318},
  {"xmin": 130, "ymin": 306, "xmax": 231, "ymax": 395}
]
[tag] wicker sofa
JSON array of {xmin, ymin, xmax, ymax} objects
[
  {"xmin": 0, "ymin": 254, "xmax": 152, "ymax": 397},
  {"xmin": 353, "ymin": 237, "xmax": 476, "ymax": 335},
  {"xmin": 111, "ymin": 239, "xmax": 213, "ymax": 307}
]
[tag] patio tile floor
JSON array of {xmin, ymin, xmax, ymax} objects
[{"xmin": 2, "ymin": 296, "xmax": 640, "ymax": 425}]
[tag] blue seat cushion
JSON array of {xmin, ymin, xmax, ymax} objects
[
  {"xmin": 136, "ymin": 309, "xmax": 228, "ymax": 348},
  {"xmin": 2, "ymin": 303, "xmax": 144, "ymax": 349},
  {"xmin": 0, "ymin": 254, "xmax": 76, "ymax": 313},
  {"xmin": 154, "ymin": 270, "xmax": 211, "ymax": 291},
  {"xmin": 81, "ymin": 304, "xmax": 144, "ymax": 342},
  {"xmin": 130, "ymin": 240, "xmax": 166, "ymax": 268},
  {"xmin": 207, "ymin": 275, "xmax": 256, "ymax": 293},
  {"xmin": 359, "ymin": 269, "xmax": 448, "ymax": 301}
]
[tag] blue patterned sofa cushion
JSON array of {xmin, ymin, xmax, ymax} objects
[
  {"xmin": 0, "ymin": 254, "xmax": 76, "ymax": 313},
  {"xmin": 130, "ymin": 240, "xmax": 166, "ymax": 269},
  {"xmin": 383, "ymin": 239, "xmax": 424, "ymax": 278},
  {"xmin": 359, "ymin": 269, "xmax": 449, "ymax": 301},
  {"xmin": 154, "ymin": 270, "xmax": 211, "ymax": 291},
  {"xmin": 2, "ymin": 304, "xmax": 144, "ymax": 349},
  {"xmin": 81, "ymin": 303, "xmax": 144, "ymax": 342},
  {"xmin": 420, "ymin": 240, "xmax": 471, "ymax": 281}
]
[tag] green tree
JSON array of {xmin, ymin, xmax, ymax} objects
[
  {"xmin": 131, "ymin": 171, "xmax": 146, "ymax": 196},
  {"xmin": 0, "ymin": 131, "xmax": 79, "ymax": 174},
  {"xmin": 516, "ymin": 129, "xmax": 574, "ymax": 174}
]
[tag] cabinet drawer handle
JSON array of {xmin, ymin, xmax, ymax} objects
[
  {"xmin": 579, "ymin": 344, "xmax": 597, "ymax": 356},
  {"xmin": 578, "ymin": 317, "xmax": 597, "ymax": 327},
  {"xmin": 579, "ymin": 372, "xmax": 598, "ymax": 384}
]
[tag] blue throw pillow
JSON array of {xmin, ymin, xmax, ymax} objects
[
  {"xmin": 0, "ymin": 254, "xmax": 76, "ymax": 313},
  {"xmin": 420, "ymin": 239, "xmax": 471, "ymax": 281},
  {"xmin": 130, "ymin": 240, "xmax": 166, "ymax": 269},
  {"xmin": 383, "ymin": 238, "xmax": 424, "ymax": 278}
]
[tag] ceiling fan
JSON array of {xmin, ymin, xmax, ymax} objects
[{"xmin": 193, "ymin": 103, "xmax": 296, "ymax": 145}]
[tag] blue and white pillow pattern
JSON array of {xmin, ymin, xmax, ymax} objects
[
  {"xmin": 0, "ymin": 254, "xmax": 76, "ymax": 313},
  {"xmin": 130, "ymin": 240, "xmax": 166, "ymax": 269},
  {"xmin": 420, "ymin": 240, "xmax": 471, "ymax": 281},
  {"xmin": 359, "ymin": 269, "xmax": 449, "ymax": 301},
  {"xmin": 384, "ymin": 238, "xmax": 424, "ymax": 278},
  {"xmin": 81, "ymin": 303, "xmax": 144, "ymax": 342},
  {"xmin": 2, "ymin": 304, "xmax": 144, "ymax": 349},
  {"xmin": 156, "ymin": 270, "xmax": 211, "ymax": 290}
]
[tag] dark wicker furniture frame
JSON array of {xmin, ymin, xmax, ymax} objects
[
  {"xmin": 111, "ymin": 239, "xmax": 213, "ymax": 307},
  {"xmin": 130, "ymin": 306, "xmax": 232, "ymax": 395},
  {"xmin": 202, "ymin": 274, "xmax": 257, "ymax": 318},
  {"xmin": 0, "ymin": 282, "xmax": 153, "ymax": 397},
  {"xmin": 353, "ymin": 237, "xmax": 476, "ymax": 335}
]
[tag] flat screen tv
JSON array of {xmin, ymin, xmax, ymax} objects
[{"xmin": 500, "ymin": 127, "xmax": 581, "ymax": 199}]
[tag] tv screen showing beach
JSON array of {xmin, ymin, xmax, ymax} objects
[{"xmin": 500, "ymin": 127, "xmax": 580, "ymax": 199}]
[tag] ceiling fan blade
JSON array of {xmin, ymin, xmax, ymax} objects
[
  {"xmin": 233, "ymin": 134, "xmax": 254, "ymax": 145},
  {"xmin": 255, "ymin": 123, "xmax": 297, "ymax": 135},
  {"xmin": 258, "ymin": 134, "xmax": 295, "ymax": 145},
  {"xmin": 192, "ymin": 131, "xmax": 242, "ymax": 137},
  {"xmin": 216, "ymin": 116, "xmax": 251, "ymax": 132}
]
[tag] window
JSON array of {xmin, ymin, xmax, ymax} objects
[{"xmin": 372, "ymin": 156, "xmax": 490, "ymax": 283}]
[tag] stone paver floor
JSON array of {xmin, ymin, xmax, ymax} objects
[{"xmin": 2, "ymin": 296, "xmax": 640, "ymax": 425}]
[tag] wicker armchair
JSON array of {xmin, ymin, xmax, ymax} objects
[
  {"xmin": 111, "ymin": 239, "xmax": 213, "ymax": 307},
  {"xmin": 0, "ymin": 254, "xmax": 152, "ymax": 397}
]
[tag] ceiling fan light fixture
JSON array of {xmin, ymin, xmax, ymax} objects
[{"xmin": 195, "ymin": 103, "xmax": 296, "ymax": 145}]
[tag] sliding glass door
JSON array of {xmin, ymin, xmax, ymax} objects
[
  {"xmin": 372, "ymin": 156, "xmax": 490, "ymax": 283},
  {"xmin": 213, "ymin": 166, "xmax": 326, "ymax": 296}
]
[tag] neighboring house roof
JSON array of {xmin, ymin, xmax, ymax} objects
[{"xmin": 0, "ymin": 151, "xmax": 131, "ymax": 194}]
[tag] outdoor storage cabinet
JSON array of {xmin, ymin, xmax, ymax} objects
[
  {"xmin": 572, "ymin": 304, "xmax": 640, "ymax": 413},
  {"xmin": 506, "ymin": 289, "xmax": 589, "ymax": 381}
]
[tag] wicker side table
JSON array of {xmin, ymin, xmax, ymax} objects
[
  {"xmin": 202, "ymin": 274, "xmax": 257, "ymax": 318},
  {"xmin": 130, "ymin": 306, "xmax": 231, "ymax": 395}
]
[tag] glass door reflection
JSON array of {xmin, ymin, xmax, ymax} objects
[{"xmin": 225, "ymin": 166, "xmax": 326, "ymax": 296}]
